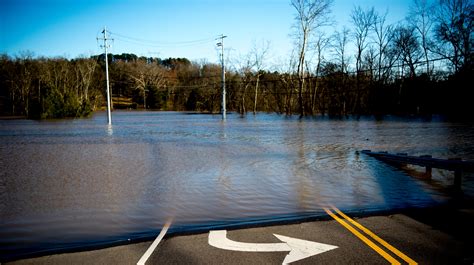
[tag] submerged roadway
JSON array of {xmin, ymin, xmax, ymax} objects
[{"xmin": 6, "ymin": 205, "xmax": 474, "ymax": 265}]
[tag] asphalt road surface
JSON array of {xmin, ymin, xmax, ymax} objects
[{"xmin": 6, "ymin": 206, "xmax": 474, "ymax": 265}]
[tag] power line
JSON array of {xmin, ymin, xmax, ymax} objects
[{"xmin": 109, "ymin": 31, "xmax": 216, "ymax": 48}]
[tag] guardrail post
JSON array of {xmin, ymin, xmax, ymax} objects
[
  {"xmin": 396, "ymin": 153, "xmax": 408, "ymax": 167},
  {"xmin": 362, "ymin": 151, "xmax": 473, "ymax": 192},
  {"xmin": 425, "ymin": 166, "xmax": 432, "ymax": 179},
  {"xmin": 454, "ymin": 170, "xmax": 462, "ymax": 189},
  {"xmin": 420, "ymin": 155, "xmax": 432, "ymax": 179},
  {"xmin": 449, "ymin": 158, "xmax": 463, "ymax": 189}
]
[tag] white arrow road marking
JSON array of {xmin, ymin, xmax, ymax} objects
[
  {"xmin": 208, "ymin": 230, "xmax": 338, "ymax": 264},
  {"xmin": 274, "ymin": 234, "xmax": 338, "ymax": 264}
]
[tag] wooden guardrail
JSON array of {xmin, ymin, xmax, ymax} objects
[{"xmin": 360, "ymin": 150, "xmax": 474, "ymax": 188}]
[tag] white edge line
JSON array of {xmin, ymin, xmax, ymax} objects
[{"xmin": 137, "ymin": 219, "xmax": 172, "ymax": 265}]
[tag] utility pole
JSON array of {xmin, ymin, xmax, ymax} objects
[
  {"xmin": 216, "ymin": 34, "xmax": 227, "ymax": 120},
  {"xmin": 98, "ymin": 26, "xmax": 113, "ymax": 125}
]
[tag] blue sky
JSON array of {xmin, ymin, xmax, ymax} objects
[{"xmin": 1, "ymin": 0, "xmax": 411, "ymax": 64}]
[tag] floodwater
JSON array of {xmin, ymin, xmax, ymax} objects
[{"xmin": 1, "ymin": 111, "xmax": 473, "ymax": 261}]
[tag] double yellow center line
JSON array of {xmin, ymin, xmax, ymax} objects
[{"xmin": 324, "ymin": 206, "xmax": 417, "ymax": 265}]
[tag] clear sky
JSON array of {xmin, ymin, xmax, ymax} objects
[{"xmin": 0, "ymin": 0, "xmax": 412, "ymax": 65}]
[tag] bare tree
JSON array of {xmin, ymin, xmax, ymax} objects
[
  {"xmin": 16, "ymin": 54, "xmax": 37, "ymax": 117},
  {"xmin": 75, "ymin": 57, "xmax": 97, "ymax": 102},
  {"xmin": 408, "ymin": 0, "xmax": 435, "ymax": 75},
  {"xmin": 331, "ymin": 27, "xmax": 351, "ymax": 74},
  {"xmin": 291, "ymin": 0, "xmax": 333, "ymax": 116},
  {"xmin": 392, "ymin": 25, "xmax": 423, "ymax": 77},
  {"xmin": 351, "ymin": 6, "xmax": 376, "ymax": 112},
  {"xmin": 433, "ymin": 0, "xmax": 473, "ymax": 73},
  {"xmin": 128, "ymin": 60, "xmax": 167, "ymax": 109},
  {"xmin": 364, "ymin": 46, "xmax": 377, "ymax": 78},
  {"xmin": 275, "ymin": 51, "xmax": 299, "ymax": 115},
  {"xmin": 250, "ymin": 40, "xmax": 270, "ymax": 114},
  {"xmin": 351, "ymin": 6, "xmax": 377, "ymax": 75},
  {"xmin": 234, "ymin": 52, "xmax": 253, "ymax": 114},
  {"xmin": 373, "ymin": 10, "xmax": 395, "ymax": 82},
  {"xmin": 330, "ymin": 27, "xmax": 351, "ymax": 114},
  {"xmin": 311, "ymin": 32, "xmax": 330, "ymax": 114}
]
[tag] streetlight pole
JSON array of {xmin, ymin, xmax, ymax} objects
[
  {"xmin": 98, "ymin": 26, "xmax": 113, "ymax": 125},
  {"xmin": 217, "ymin": 34, "xmax": 227, "ymax": 120}
]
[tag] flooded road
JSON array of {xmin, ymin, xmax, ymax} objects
[{"xmin": 1, "ymin": 111, "xmax": 473, "ymax": 261}]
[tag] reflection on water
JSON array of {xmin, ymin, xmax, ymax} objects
[
  {"xmin": 1, "ymin": 112, "xmax": 473, "ymax": 260},
  {"xmin": 107, "ymin": 123, "xmax": 113, "ymax": 136}
]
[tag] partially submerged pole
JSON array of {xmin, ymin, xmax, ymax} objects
[
  {"xmin": 98, "ymin": 26, "xmax": 112, "ymax": 125},
  {"xmin": 217, "ymin": 34, "xmax": 227, "ymax": 120}
]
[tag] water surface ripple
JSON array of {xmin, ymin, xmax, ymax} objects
[{"xmin": 1, "ymin": 112, "xmax": 473, "ymax": 261}]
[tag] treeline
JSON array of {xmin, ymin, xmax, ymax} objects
[
  {"xmin": 0, "ymin": 55, "xmax": 102, "ymax": 118},
  {"xmin": 287, "ymin": 0, "xmax": 473, "ymax": 116},
  {"xmin": 0, "ymin": 0, "xmax": 472, "ymax": 119},
  {"xmin": 0, "ymin": 53, "xmax": 471, "ymax": 119}
]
